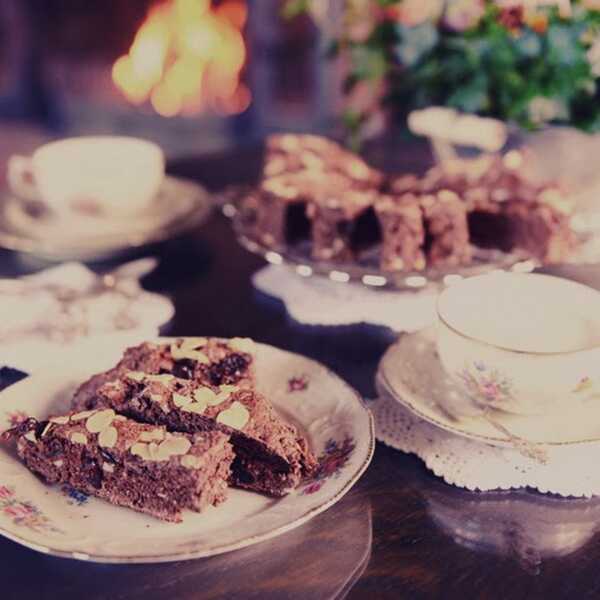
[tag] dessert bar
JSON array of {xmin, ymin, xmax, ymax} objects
[{"xmin": 5, "ymin": 410, "xmax": 233, "ymax": 522}]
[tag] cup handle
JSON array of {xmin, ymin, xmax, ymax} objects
[{"xmin": 7, "ymin": 155, "xmax": 38, "ymax": 201}]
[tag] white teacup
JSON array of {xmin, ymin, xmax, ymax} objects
[
  {"xmin": 7, "ymin": 136, "xmax": 164, "ymax": 219},
  {"xmin": 436, "ymin": 272, "xmax": 600, "ymax": 415}
]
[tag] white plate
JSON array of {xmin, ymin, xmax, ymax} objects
[
  {"xmin": 0, "ymin": 339, "xmax": 374, "ymax": 563},
  {"xmin": 377, "ymin": 327, "xmax": 600, "ymax": 446},
  {"xmin": 0, "ymin": 176, "xmax": 213, "ymax": 261}
]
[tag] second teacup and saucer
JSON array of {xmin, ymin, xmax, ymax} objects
[
  {"xmin": 0, "ymin": 136, "xmax": 212, "ymax": 261},
  {"xmin": 377, "ymin": 272, "xmax": 600, "ymax": 449}
]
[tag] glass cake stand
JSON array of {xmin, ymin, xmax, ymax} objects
[{"xmin": 225, "ymin": 202, "xmax": 542, "ymax": 291}]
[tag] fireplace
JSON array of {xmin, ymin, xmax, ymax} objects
[{"xmin": 0, "ymin": 1, "xmax": 341, "ymax": 157}]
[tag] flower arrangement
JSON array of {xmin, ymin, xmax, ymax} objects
[{"xmin": 285, "ymin": 0, "xmax": 600, "ymax": 142}]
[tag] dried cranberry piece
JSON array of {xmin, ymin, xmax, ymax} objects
[
  {"xmin": 82, "ymin": 451, "xmax": 103, "ymax": 489},
  {"xmin": 208, "ymin": 354, "xmax": 248, "ymax": 385},
  {"xmin": 172, "ymin": 359, "xmax": 195, "ymax": 379}
]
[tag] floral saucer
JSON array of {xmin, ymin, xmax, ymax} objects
[
  {"xmin": 377, "ymin": 327, "xmax": 600, "ymax": 447},
  {"xmin": 0, "ymin": 338, "xmax": 373, "ymax": 563},
  {"xmin": 0, "ymin": 176, "xmax": 212, "ymax": 261}
]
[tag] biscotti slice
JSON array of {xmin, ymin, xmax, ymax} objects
[
  {"xmin": 4, "ymin": 411, "xmax": 233, "ymax": 522},
  {"xmin": 73, "ymin": 337, "xmax": 255, "ymax": 412},
  {"xmin": 375, "ymin": 193, "xmax": 426, "ymax": 272},
  {"xmin": 421, "ymin": 189, "xmax": 472, "ymax": 267},
  {"xmin": 94, "ymin": 373, "xmax": 317, "ymax": 497}
]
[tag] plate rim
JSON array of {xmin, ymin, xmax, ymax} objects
[
  {"xmin": 0, "ymin": 176, "xmax": 213, "ymax": 260},
  {"xmin": 378, "ymin": 329, "xmax": 600, "ymax": 448},
  {"xmin": 0, "ymin": 341, "xmax": 375, "ymax": 563}
]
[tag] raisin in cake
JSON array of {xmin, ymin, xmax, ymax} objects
[
  {"xmin": 73, "ymin": 337, "xmax": 255, "ymax": 412},
  {"xmin": 4, "ymin": 410, "xmax": 233, "ymax": 522},
  {"xmin": 93, "ymin": 372, "xmax": 317, "ymax": 497}
]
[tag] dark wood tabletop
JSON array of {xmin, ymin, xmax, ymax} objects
[{"xmin": 2, "ymin": 144, "xmax": 600, "ymax": 600}]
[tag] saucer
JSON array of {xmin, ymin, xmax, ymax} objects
[
  {"xmin": 377, "ymin": 327, "xmax": 600, "ymax": 446},
  {"xmin": 0, "ymin": 176, "xmax": 212, "ymax": 261}
]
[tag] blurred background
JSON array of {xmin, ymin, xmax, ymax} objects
[{"xmin": 0, "ymin": 0, "xmax": 346, "ymax": 165}]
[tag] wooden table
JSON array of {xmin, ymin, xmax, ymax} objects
[{"xmin": 2, "ymin": 145, "xmax": 600, "ymax": 600}]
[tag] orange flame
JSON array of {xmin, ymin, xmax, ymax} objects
[{"xmin": 112, "ymin": 0, "xmax": 250, "ymax": 117}]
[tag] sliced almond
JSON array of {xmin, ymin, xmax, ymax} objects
[
  {"xmin": 181, "ymin": 401, "xmax": 207, "ymax": 415},
  {"xmin": 180, "ymin": 337, "xmax": 208, "ymax": 350},
  {"xmin": 216, "ymin": 401, "xmax": 250, "ymax": 430},
  {"xmin": 159, "ymin": 436, "xmax": 192, "ymax": 458},
  {"xmin": 41, "ymin": 422, "xmax": 53, "ymax": 438},
  {"xmin": 70, "ymin": 410, "xmax": 96, "ymax": 421},
  {"xmin": 86, "ymin": 409, "xmax": 115, "ymax": 434},
  {"xmin": 102, "ymin": 463, "xmax": 115, "ymax": 473},
  {"xmin": 211, "ymin": 385, "xmax": 237, "ymax": 406},
  {"xmin": 70, "ymin": 432, "xmax": 88, "ymax": 445},
  {"xmin": 131, "ymin": 442, "xmax": 151, "ymax": 460},
  {"xmin": 173, "ymin": 392, "xmax": 193, "ymax": 408},
  {"xmin": 194, "ymin": 387, "xmax": 217, "ymax": 405},
  {"xmin": 98, "ymin": 426, "xmax": 118, "ymax": 448},
  {"xmin": 139, "ymin": 429, "xmax": 165, "ymax": 442},
  {"xmin": 50, "ymin": 416, "xmax": 70, "ymax": 425},
  {"xmin": 145, "ymin": 374, "xmax": 175, "ymax": 385},
  {"xmin": 147, "ymin": 442, "xmax": 165, "ymax": 461},
  {"xmin": 181, "ymin": 454, "xmax": 201, "ymax": 469},
  {"xmin": 229, "ymin": 337, "xmax": 255, "ymax": 353},
  {"xmin": 171, "ymin": 345, "xmax": 210, "ymax": 363},
  {"xmin": 24, "ymin": 431, "xmax": 37, "ymax": 443},
  {"xmin": 126, "ymin": 371, "xmax": 147, "ymax": 382}
]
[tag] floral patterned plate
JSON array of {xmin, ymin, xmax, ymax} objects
[
  {"xmin": 0, "ymin": 339, "xmax": 374, "ymax": 563},
  {"xmin": 378, "ymin": 327, "xmax": 600, "ymax": 447}
]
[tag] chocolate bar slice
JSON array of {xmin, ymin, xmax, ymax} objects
[
  {"xmin": 421, "ymin": 190, "xmax": 472, "ymax": 267},
  {"xmin": 240, "ymin": 174, "xmax": 312, "ymax": 248},
  {"xmin": 94, "ymin": 372, "xmax": 317, "ymax": 497},
  {"xmin": 375, "ymin": 193, "xmax": 426, "ymax": 272},
  {"xmin": 5, "ymin": 411, "xmax": 233, "ymax": 522},
  {"xmin": 73, "ymin": 338, "xmax": 255, "ymax": 412}
]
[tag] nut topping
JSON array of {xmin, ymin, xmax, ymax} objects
[
  {"xmin": 71, "ymin": 410, "xmax": 96, "ymax": 421},
  {"xmin": 229, "ymin": 337, "xmax": 255, "ymax": 353},
  {"xmin": 216, "ymin": 401, "xmax": 250, "ymax": 430},
  {"xmin": 173, "ymin": 392, "xmax": 193, "ymax": 408},
  {"xmin": 70, "ymin": 432, "xmax": 88, "ymax": 445},
  {"xmin": 86, "ymin": 409, "xmax": 115, "ymax": 434},
  {"xmin": 50, "ymin": 416, "xmax": 70, "ymax": 425},
  {"xmin": 139, "ymin": 429, "xmax": 165, "ymax": 442},
  {"xmin": 181, "ymin": 455, "xmax": 202, "ymax": 469},
  {"xmin": 98, "ymin": 426, "xmax": 118, "ymax": 448}
]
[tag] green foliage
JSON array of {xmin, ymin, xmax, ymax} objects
[{"xmin": 283, "ymin": 0, "xmax": 600, "ymax": 135}]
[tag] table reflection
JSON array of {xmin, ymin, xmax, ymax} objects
[
  {"xmin": 0, "ymin": 489, "xmax": 372, "ymax": 600},
  {"xmin": 422, "ymin": 479, "xmax": 600, "ymax": 574}
]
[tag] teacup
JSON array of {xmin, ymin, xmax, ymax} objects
[
  {"xmin": 7, "ymin": 136, "xmax": 164, "ymax": 219},
  {"xmin": 436, "ymin": 272, "xmax": 600, "ymax": 415}
]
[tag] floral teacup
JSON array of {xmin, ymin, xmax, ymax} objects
[{"xmin": 436, "ymin": 272, "xmax": 600, "ymax": 415}]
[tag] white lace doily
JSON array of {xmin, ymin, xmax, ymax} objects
[
  {"xmin": 253, "ymin": 265, "xmax": 437, "ymax": 331},
  {"xmin": 372, "ymin": 393, "xmax": 600, "ymax": 498},
  {"xmin": 0, "ymin": 259, "xmax": 174, "ymax": 372}
]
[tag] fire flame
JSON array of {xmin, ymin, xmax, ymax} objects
[{"xmin": 112, "ymin": 0, "xmax": 250, "ymax": 117}]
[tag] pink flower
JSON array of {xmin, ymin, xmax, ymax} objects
[
  {"xmin": 481, "ymin": 381, "xmax": 499, "ymax": 399},
  {"xmin": 302, "ymin": 482, "xmax": 323, "ymax": 495},
  {"xmin": 444, "ymin": 0, "xmax": 485, "ymax": 31},
  {"xmin": 4, "ymin": 504, "xmax": 33, "ymax": 520},
  {"xmin": 385, "ymin": 0, "xmax": 444, "ymax": 28},
  {"xmin": 0, "ymin": 486, "xmax": 13, "ymax": 500}
]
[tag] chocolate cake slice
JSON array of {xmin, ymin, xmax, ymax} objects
[
  {"xmin": 241, "ymin": 174, "xmax": 312, "ymax": 248},
  {"xmin": 93, "ymin": 372, "xmax": 317, "ymax": 497},
  {"xmin": 4, "ymin": 411, "xmax": 233, "ymax": 522},
  {"xmin": 306, "ymin": 175, "xmax": 380, "ymax": 263},
  {"xmin": 73, "ymin": 337, "xmax": 255, "ymax": 412}
]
